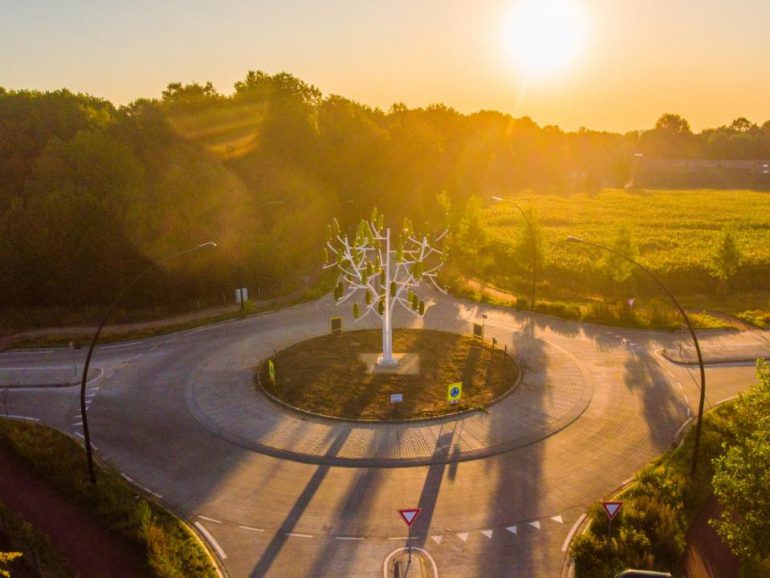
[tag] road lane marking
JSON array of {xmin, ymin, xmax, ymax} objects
[
  {"xmin": 194, "ymin": 521, "xmax": 227, "ymax": 560},
  {"xmin": 286, "ymin": 532, "xmax": 314, "ymax": 538},
  {"xmin": 387, "ymin": 536, "xmax": 412, "ymax": 541},
  {"xmin": 431, "ymin": 535, "xmax": 443, "ymax": 544},
  {"xmin": 506, "ymin": 525, "xmax": 518, "ymax": 535},
  {"xmin": 456, "ymin": 532, "xmax": 469, "ymax": 542},
  {"xmin": 562, "ymin": 514, "xmax": 587, "ymax": 552},
  {"xmin": 551, "ymin": 515, "xmax": 564, "ymax": 524},
  {"xmin": 335, "ymin": 536, "xmax": 364, "ymax": 541},
  {"xmin": 4, "ymin": 415, "xmax": 40, "ymax": 422},
  {"xmin": 100, "ymin": 342, "xmax": 141, "ymax": 349},
  {"xmin": 481, "ymin": 529, "xmax": 493, "ymax": 539},
  {"xmin": 529, "ymin": 521, "xmax": 541, "ymax": 530},
  {"xmin": 238, "ymin": 525, "xmax": 265, "ymax": 533},
  {"xmin": 198, "ymin": 516, "xmax": 222, "ymax": 524}
]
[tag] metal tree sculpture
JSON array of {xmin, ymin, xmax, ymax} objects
[{"xmin": 323, "ymin": 209, "xmax": 447, "ymax": 367}]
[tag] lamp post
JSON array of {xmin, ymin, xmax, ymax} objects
[
  {"xmin": 492, "ymin": 196, "xmax": 537, "ymax": 308},
  {"xmin": 566, "ymin": 236, "xmax": 706, "ymax": 476},
  {"xmin": 79, "ymin": 241, "xmax": 217, "ymax": 483}
]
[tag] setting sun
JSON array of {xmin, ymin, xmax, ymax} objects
[{"xmin": 503, "ymin": 0, "xmax": 588, "ymax": 78}]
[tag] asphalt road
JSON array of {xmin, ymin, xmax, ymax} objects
[{"xmin": 1, "ymin": 292, "xmax": 766, "ymax": 578}]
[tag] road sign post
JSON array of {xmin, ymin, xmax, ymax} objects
[
  {"xmin": 601, "ymin": 501, "xmax": 623, "ymax": 539},
  {"xmin": 398, "ymin": 508, "xmax": 422, "ymax": 563}
]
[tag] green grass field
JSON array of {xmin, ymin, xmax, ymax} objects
[{"xmin": 465, "ymin": 188, "xmax": 770, "ymax": 327}]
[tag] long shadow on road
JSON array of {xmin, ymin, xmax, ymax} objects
[{"xmin": 250, "ymin": 430, "xmax": 351, "ymax": 577}]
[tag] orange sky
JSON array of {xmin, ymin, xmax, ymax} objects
[{"xmin": 1, "ymin": 0, "xmax": 768, "ymax": 132}]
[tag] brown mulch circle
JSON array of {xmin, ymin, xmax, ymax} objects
[{"xmin": 258, "ymin": 328, "xmax": 519, "ymax": 420}]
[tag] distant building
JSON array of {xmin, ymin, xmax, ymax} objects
[{"xmin": 633, "ymin": 157, "xmax": 770, "ymax": 188}]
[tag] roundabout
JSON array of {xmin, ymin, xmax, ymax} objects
[
  {"xmin": 185, "ymin": 318, "xmax": 593, "ymax": 467},
  {"xmin": 1, "ymin": 290, "xmax": 760, "ymax": 577}
]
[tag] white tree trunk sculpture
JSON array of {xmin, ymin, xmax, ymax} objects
[{"xmin": 323, "ymin": 209, "xmax": 447, "ymax": 367}]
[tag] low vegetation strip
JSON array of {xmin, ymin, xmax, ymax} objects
[
  {"xmin": 258, "ymin": 329, "xmax": 519, "ymax": 420},
  {"xmin": 570, "ymin": 361, "xmax": 770, "ymax": 578},
  {"xmin": 0, "ymin": 419, "xmax": 217, "ymax": 578}
]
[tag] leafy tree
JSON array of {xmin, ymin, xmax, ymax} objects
[
  {"xmin": 711, "ymin": 227, "xmax": 742, "ymax": 284},
  {"xmin": 602, "ymin": 227, "xmax": 638, "ymax": 296},
  {"xmin": 711, "ymin": 361, "xmax": 770, "ymax": 567},
  {"xmin": 455, "ymin": 195, "xmax": 486, "ymax": 261},
  {"xmin": 655, "ymin": 113, "xmax": 692, "ymax": 135}
]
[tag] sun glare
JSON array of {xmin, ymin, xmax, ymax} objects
[{"xmin": 504, "ymin": 0, "xmax": 587, "ymax": 79}]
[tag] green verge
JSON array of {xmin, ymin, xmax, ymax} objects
[
  {"xmin": 570, "ymin": 404, "xmax": 738, "ymax": 576},
  {"xmin": 7, "ymin": 274, "xmax": 335, "ymax": 350},
  {"xmin": 445, "ymin": 275, "xmax": 737, "ymax": 331},
  {"xmin": 0, "ymin": 419, "xmax": 217, "ymax": 578}
]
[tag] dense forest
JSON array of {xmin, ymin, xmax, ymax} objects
[{"xmin": 1, "ymin": 71, "xmax": 770, "ymax": 313}]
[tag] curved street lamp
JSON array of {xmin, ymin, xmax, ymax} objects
[
  {"xmin": 566, "ymin": 235, "xmax": 706, "ymax": 476},
  {"xmin": 79, "ymin": 241, "xmax": 217, "ymax": 483},
  {"xmin": 492, "ymin": 196, "xmax": 537, "ymax": 308}
]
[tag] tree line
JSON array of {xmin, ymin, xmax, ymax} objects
[{"xmin": 1, "ymin": 73, "xmax": 768, "ymax": 311}]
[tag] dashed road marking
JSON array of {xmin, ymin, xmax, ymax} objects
[
  {"xmin": 198, "ymin": 515, "xmax": 222, "ymax": 524},
  {"xmin": 335, "ymin": 536, "xmax": 364, "ymax": 541},
  {"xmin": 528, "ymin": 521, "xmax": 541, "ymax": 530},
  {"xmin": 551, "ymin": 515, "xmax": 564, "ymax": 524},
  {"xmin": 431, "ymin": 535, "xmax": 443, "ymax": 544},
  {"xmin": 481, "ymin": 529, "xmax": 493, "ymax": 539},
  {"xmin": 238, "ymin": 525, "xmax": 265, "ymax": 533},
  {"xmin": 506, "ymin": 525, "xmax": 518, "ymax": 535},
  {"xmin": 286, "ymin": 532, "xmax": 314, "ymax": 539},
  {"xmin": 194, "ymin": 521, "xmax": 227, "ymax": 560},
  {"xmin": 456, "ymin": 532, "xmax": 469, "ymax": 542}
]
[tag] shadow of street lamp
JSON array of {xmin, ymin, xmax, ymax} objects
[
  {"xmin": 566, "ymin": 235, "xmax": 706, "ymax": 477},
  {"xmin": 79, "ymin": 241, "xmax": 217, "ymax": 483}
]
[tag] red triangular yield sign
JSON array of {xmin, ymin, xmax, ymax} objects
[
  {"xmin": 398, "ymin": 508, "xmax": 422, "ymax": 527},
  {"xmin": 602, "ymin": 501, "xmax": 623, "ymax": 520}
]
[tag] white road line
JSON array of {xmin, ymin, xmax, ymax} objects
[
  {"xmin": 675, "ymin": 417, "xmax": 693, "ymax": 440},
  {"xmin": 238, "ymin": 525, "xmax": 265, "ymax": 533},
  {"xmin": 529, "ymin": 521, "xmax": 541, "ymax": 530},
  {"xmin": 194, "ymin": 521, "xmax": 227, "ymax": 560},
  {"xmin": 0, "ymin": 366, "xmax": 76, "ymax": 370},
  {"xmin": 506, "ymin": 525, "xmax": 518, "ymax": 535},
  {"xmin": 677, "ymin": 381, "xmax": 684, "ymax": 390},
  {"xmin": 198, "ymin": 515, "xmax": 222, "ymax": 524},
  {"xmin": 3, "ymin": 415, "xmax": 40, "ymax": 422},
  {"xmin": 387, "ymin": 536, "xmax": 412, "ymax": 541},
  {"xmin": 121, "ymin": 473, "xmax": 135, "ymax": 483},
  {"xmin": 683, "ymin": 395, "xmax": 691, "ymax": 405},
  {"xmin": 165, "ymin": 338, "xmax": 177, "ymax": 344},
  {"xmin": 286, "ymin": 532, "xmax": 314, "ymax": 538},
  {"xmin": 74, "ymin": 432, "xmax": 84, "ymax": 439},
  {"xmin": 335, "ymin": 536, "xmax": 364, "ymax": 541},
  {"xmin": 100, "ymin": 342, "xmax": 141, "ymax": 349},
  {"xmin": 148, "ymin": 346, "xmax": 158, "ymax": 352},
  {"xmin": 667, "ymin": 370, "xmax": 675, "ymax": 378},
  {"xmin": 562, "ymin": 514, "xmax": 587, "ymax": 552}
]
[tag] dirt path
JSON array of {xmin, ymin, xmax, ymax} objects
[
  {"xmin": 684, "ymin": 497, "xmax": 740, "ymax": 578},
  {"xmin": 0, "ymin": 447, "xmax": 150, "ymax": 578}
]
